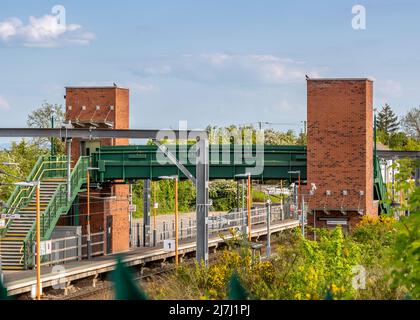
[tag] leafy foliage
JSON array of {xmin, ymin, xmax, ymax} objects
[
  {"xmin": 376, "ymin": 103, "xmax": 400, "ymax": 138},
  {"xmin": 401, "ymin": 107, "xmax": 420, "ymax": 140},
  {"xmin": 209, "ymin": 180, "xmax": 241, "ymax": 211},
  {"xmin": 132, "ymin": 180, "xmax": 196, "ymax": 217},
  {"xmin": 26, "ymin": 101, "xmax": 65, "ymax": 154},
  {"xmin": 0, "ymin": 140, "xmax": 48, "ymax": 202},
  {"xmin": 389, "ymin": 188, "xmax": 420, "ymax": 299}
]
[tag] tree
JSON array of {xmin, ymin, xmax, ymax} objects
[
  {"xmin": 401, "ymin": 107, "xmax": 420, "ymax": 140},
  {"xmin": 264, "ymin": 129, "xmax": 299, "ymax": 145},
  {"xmin": 27, "ymin": 101, "xmax": 65, "ymax": 154},
  {"xmin": 376, "ymin": 104, "xmax": 400, "ymax": 140},
  {"xmin": 0, "ymin": 140, "xmax": 48, "ymax": 201},
  {"xmin": 388, "ymin": 132, "xmax": 408, "ymax": 150}
]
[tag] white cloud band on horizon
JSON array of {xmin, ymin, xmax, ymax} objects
[
  {"xmin": 0, "ymin": 14, "xmax": 95, "ymax": 47},
  {"xmin": 135, "ymin": 53, "xmax": 322, "ymax": 85}
]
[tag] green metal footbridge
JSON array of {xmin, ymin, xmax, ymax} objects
[{"xmin": 0, "ymin": 144, "xmax": 388, "ymax": 270}]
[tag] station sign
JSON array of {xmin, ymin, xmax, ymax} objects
[
  {"xmin": 40, "ymin": 240, "xmax": 52, "ymax": 256},
  {"xmin": 163, "ymin": 239, "xmax": 175, "ymax": 252},
  {"xmin": 129, "ymin": 204, "xmax": 137, "ymax": 212},
  {"xmin": 326, "ymin": 219, "xmax": 348, "ymax": 226}
]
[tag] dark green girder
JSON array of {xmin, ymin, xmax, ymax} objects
[{"xmin": 90, "ymin": 145, "xmax": 307, "ymax": 182}]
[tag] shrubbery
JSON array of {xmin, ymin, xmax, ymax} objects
[{"xmin": 145, "ymin": 207, "xmax": 419, "ymax": 300}]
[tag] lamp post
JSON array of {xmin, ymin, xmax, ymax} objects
[
  {"xmin": 159, "ymin": 176, "xmax": 179, "ymax": 266},
  {"xmin": 153, "ymin": 181, "xmax": 158, "ymax": 247},
  {"xmin": 235, "ymin": 173, "xmax": 252, "ymax": 241},
  {"xmin": 288, "ymin": 170, "xmax": 301, "ymax": 208},
  {"xmin": 266, "ymin": 199, "xmax": 271, "ymax": 258},
  {"xmin": 288, "ymin": 171, "xmax": 301, "ymax": 221},
  {"xmin": 86, "ymin": 167, "xmax": 99, "ymax": 260}
]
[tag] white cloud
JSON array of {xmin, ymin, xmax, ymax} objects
[
  {"xmin": 0, "ymin": 14, "xmax": 94, "ymax": 47},
  {"xmin": 136, "ymin": 53, "xmax": 322, "ymax": 85},
  {"xmin": 377, "ymin": 79, "xmax": 402, "ymax": 98},
  {"xmin": 0, "ymin": 96, "xmax": 10, "ymax": 110},
  {"xmin": 130, "ymin": 83, "xmax": 157, "ymax": 93}
]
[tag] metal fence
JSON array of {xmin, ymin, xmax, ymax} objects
[
  {"xmin": 28, "ymin": 232, "xmax": 105, "ymax": 267},
  {"xmin": 131, "ymin": 201, "xmax": 299, "ymax": 247}
]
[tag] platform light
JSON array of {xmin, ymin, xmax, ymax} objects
[
  {"xmin": 235, "ymin": 173, "xmax": 252, "ymax": 241},
  {"xmin": 86, "ymin": 168, "xmax": 100, "ymax": 260},
  {"xmin": 357, "ymin": 191, "xmax": 365, "ymax": 215},
  {"xmin": 309, "ymin": 183, "xmax": 317, "ymax": 196},
  {"xmin": 340, "ymin": 190, "xmax": 348, "ymax": 215}
]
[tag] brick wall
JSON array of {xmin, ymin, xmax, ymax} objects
[
  {"xmin": 64, "ymin": 87, "xmax": 130, "ymax": 254},
  {"xmin": 306, "ymin": 79, "xmax": 377, "ymax": 230}
]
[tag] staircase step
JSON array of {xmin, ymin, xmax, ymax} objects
[
  {"xmin": 2, "ymin": 266, "xmax": 25, "ymax": 270},
  {"xmin": 0, "ymin": 247, "xmax": 22, "ymax": 251},
  {"xmin": 1, "ymin": 245, "xmax": 23, "ymax": 249},
  {"xmin": 1, "ymin": 169, "xmax": 69, "ymax": 268}
]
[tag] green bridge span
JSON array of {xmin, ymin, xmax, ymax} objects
[
  {"xmin": 91, "ymin": 145, "xmax": 308, "ymax": 182},
  {"xmin": 91, "ymin": 144, "xmax": 387, "ymax": 213}
]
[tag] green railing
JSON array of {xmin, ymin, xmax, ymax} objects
[
  {"xmin": 0, "ymin": 156, "xmax": 68, "ymax": 237},
  {"xmin": 374, "ymin": 156, "xmax": 390, "ymax": 214},
  {"xmin": 22, "ymin": 157, "xmax": 89, "ymax": 268}
]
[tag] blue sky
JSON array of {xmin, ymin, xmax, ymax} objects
[{"xmin": 0, "ymin": 0, "xmax": 419, "ymax": 139}]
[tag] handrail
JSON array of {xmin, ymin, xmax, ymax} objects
[
  {"xmin": 22, "ymin": 157, "xmax": 89, "ymax": 268},
  {"xmin": 0, "ymin": 158, "xmax": 70, "ymax": 238},
  {"xmin": 0, "ymin": 157, "xmax": 67, "ymax": 236},
  {"xmin": 0, "ymin": 156, "xmax": 45, "ymax": 237},
  {"xmin": 1, "ymin": 156, "xmax": 43, "ymax": 215},
  {"xmin": 3, "ymin": 158, "xmax": 68, "ymax": 215},
  {"xmin": 8, "ymin": 167, "xmax": 68, "ymax": 215}
]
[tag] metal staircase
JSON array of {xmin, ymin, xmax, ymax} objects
[
  {"xmin": 0, "ymin": 156, "xmax": 88, "ymax": 270},
  {"xmin": 0, "ymin": 181, "xmax": 63, "ymax": 270},
  {"xmin": 374, "ymin": 156, "xmax": 390, "ymax": 214}
]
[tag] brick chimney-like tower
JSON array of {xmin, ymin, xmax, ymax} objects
[
  {"xmin": 65, "ymin": 87, "xmax": 130, "ymax": 254},
  {"xmin": 306, "ymin": 79, "xmax": 377, "ymax": 232}
]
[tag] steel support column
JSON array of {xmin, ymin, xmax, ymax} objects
[
  {"xmin": 196, "ymin": 138, "xmax": 209, "ymax": 266},
  {"xmin": 66, "ymin": 138, "xmax": 72, "ymax": 202},
  {"xmin": 266, "ymin": 201, "xmax": 271, "ymax": 258},
  {"xmin": 143, "ymin": 179, "xmax": 151, "ymax": 247}
]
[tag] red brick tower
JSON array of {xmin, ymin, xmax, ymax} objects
[
  {"xmin": 65, "ymin": 87, "xmax": 130, "ymax": 254},
  {"xmin": 306, "ymin": 79, "xmax": 377, "ymax": 232}
]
